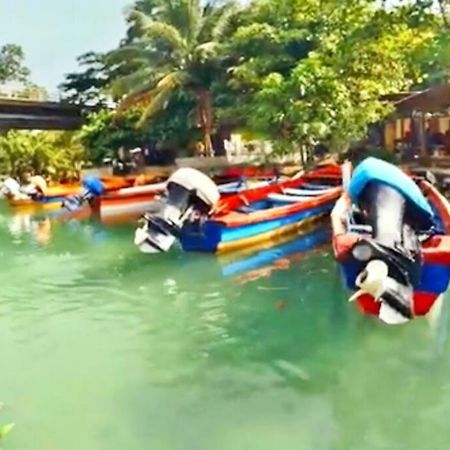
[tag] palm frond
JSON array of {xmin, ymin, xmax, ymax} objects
[
  {"xmin": 116, "ymin": 76, "xmax": 162, "ymax": 112},
  {"xmin": 107, "ymin": 44, "xmax": 157, "ymax": 65},
  {"xmin": 197, "ymin": 1, "xmax": 236, "ymax": 44},
  {"xmin": 129, "ymin": 10, "xmax": 187, "ymax": 51},
  {"xmin": 194, "ymin": 42, "xmax": 220, "ymax": 62},
  {"xmin": 110, "ymin": 68, "xmax": 154, "ymax": 98},
  {"xmin": 117, "ymin": 70, "xmax": 185, "ymax": 115},
  {"xmin": 137, "ymin": 71, "xmax": 187, "ymax": 125},
  {"xmin": 210, "ymin": 3, "xmax": 237, "ymax": 42},
  {"xmin": 161, "ymin": 0, "xmax": 201, "ymax": 43},
  {"xmin": 186, "ymin": 0, "xmax": 201, "ymax": 43}
]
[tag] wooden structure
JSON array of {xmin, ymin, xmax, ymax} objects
[
  {"xmin": 0, "ymin": 98, "xmax": 86, "ymax": 130},
  {"xmin": 382, "ymin": 85, "xmax": 450, "ymax": 156}
]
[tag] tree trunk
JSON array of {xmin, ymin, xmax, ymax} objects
[{"xmin": 196, "ymin": 89, "xmax": 214, "ymax": 157}]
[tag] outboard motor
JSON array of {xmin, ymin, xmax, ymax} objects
[
  {"xmin": 0, "ymin": 177, "xmax": 24, "ymax": 199},
  {"xmin": 62, "ymin": 176, "xmax": 105, "ymax": 211},
  {"xmin": 347, "ymin": 158, "xmax": 435, "ymax": 324},
  {"xmin": 134, "ymin": 168, "xmax": 220, "ymax": 253}
]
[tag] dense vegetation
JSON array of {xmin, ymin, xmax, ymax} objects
[
  {"xmin": 0, "ymin": 131, "xmax": 85, "ymax": 181},
  {"xmin": 65, "ymin": 0, "xmax": 450, "ymax": 166},
  {"xmin": 1, "ymin": 0, "xmax": 450, "ymax": 179}
]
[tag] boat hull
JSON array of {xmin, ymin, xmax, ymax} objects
[
  {"xmin": 332, "ymin": 178, "xmax": 450, "ymax": 319},
  {"xmin": 181, "ymin": 200, "xmax": 337, "ymax": 254},
  {"xmin": 4, "ymin": 174, "xmax": 168, "ymax": 211},
  {"xmin": 91, "ymin": 183, "xmax": 165, "ymax": 220},
  {"xmin": 91, "ymin": 179, "xmax": 275, "ymax": 223},
  {"xmin": 181, "ymin": 167, "xmax": 342, "ymax": 254}
]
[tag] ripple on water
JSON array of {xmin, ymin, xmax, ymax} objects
[{"xmin": 1, "ymin": 212, "xmax": 450, "ymax": 450}]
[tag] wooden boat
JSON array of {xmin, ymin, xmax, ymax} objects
[
  {"xmin": 134, "ymin": 164, "xmax": 342, "ymax": 254},
  {"xmin": 33, "ymin": 175, "xmax": 279, "ymax": 227},
  {"xmin": 332, "ymin": 157, "xmax": 450, "ymax": 325},
  {"xmin": 89, "ymin": 182, "xmax": 167, "ymax": 221},
  {"xmin": 181, "ymin": 173, "xmax": 341, "ymax": 254},
  {"xmin": 2, "ymin": 173, "xmax": 166, "ymax": 212},
  {"xmin": 92, "ymin": 176, "xmax": 277, "ymax": 221}
]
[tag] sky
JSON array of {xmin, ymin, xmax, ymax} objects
[{"xmin": 0, "ymin": 0, "xmax": 132, "ymax": 92}]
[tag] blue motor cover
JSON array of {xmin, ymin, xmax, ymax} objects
[
  {"xmin": 82, "ymin": 176, "xmax": 105, "ymax": 197},
  {"xmin": 349, "ymin": 157, "xmax": 434, "ymax": 227}
]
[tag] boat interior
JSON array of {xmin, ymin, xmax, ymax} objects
[{"xmin": 235, "ymin": 183, "xmax": 338, "ymax": 214}]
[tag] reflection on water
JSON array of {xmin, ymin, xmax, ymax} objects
[
  {"xmin": 0, "ymin": 207, "xmax": 449, "ymax": 450},
  {"xmin": 7, "ymin": 214, "xmax": 52, "ymax": 245}
]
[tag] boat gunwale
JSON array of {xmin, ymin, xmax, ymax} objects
[
  {"xmin": 215, "ymin": 187, "xmax": 342, "ymax": 228},
  {"xmin": 211, "ymin": 164, "xmax": 342, "ymax": 222}
]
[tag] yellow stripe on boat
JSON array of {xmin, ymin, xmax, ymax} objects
[
  {"xmin": 217, "ymin": 216, "xmax": 328, "ymax": 263},
  {"xmin": 216, "ymin": 213, "xmax": 328, "ymax": 255},
  {"xmin": 7, "ymin": 199, "xmax": 63, "ymax": 212}
]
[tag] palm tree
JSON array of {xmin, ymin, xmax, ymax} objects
[{"xmin": 110, "ymin": 0, "xmax": 236, "ymax": 156}]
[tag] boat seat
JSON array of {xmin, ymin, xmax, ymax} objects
[
  {"xmin": 236, "ymin": 205, "xmax": 258, "ymax": 213},
  {"xmin": 283, "ymin": 187, "xmax": 335, "ymax": 197},
  {"xmin": 267, "ymin": 193, "xmax": 309, "ymax": 203},
  {"xmin": 302, "ymin": 183, "xmax": 334, "ymax": 190}
]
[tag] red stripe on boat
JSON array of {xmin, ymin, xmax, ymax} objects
[{"xmin": 355, "ymin": 291, "xmax": 439, "ymax": 318}]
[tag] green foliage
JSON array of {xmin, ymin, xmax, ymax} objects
[
  {"xmin": 108, "ymin": 0, "xmax": 238, "ymax": 153},
  {"xmin": 80, "ymin": 110, "xmax": 148, "ymax": 164},
  {"xmin": 59, "ymin": 52, "xmax": 112, "ymax": 105},
  {"xmin": 414, "ymin": 26, "xmax": 450, "ymax": 86},
  {"xmin": 225, "ymin": 0, "xmax": 434, "ymax": 161},
  {"xmin": 0, "ymin": 423, "xmax": 14, "ymax": 440},
  {"xmin": 63, "ymin": 0, "xmax": 447, "ymax": 163},
  {"xmin": 392, "ymin": 0, "xmax": 450, "ymax": 86},
  {"xmin": 0, "ymin": 44, "xmax": 30, "ymax": 84},
  {"xmin": 79, "ymin": 93, "xmax": 198, "ymax": 164},
  {"xmin": 0, "ymin": 131, "xmax": 86, "ymax": 181}
]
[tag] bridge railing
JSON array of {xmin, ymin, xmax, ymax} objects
[{"xmin": 0, "ymin": 90, "xmax": 63, "ymax": 103}]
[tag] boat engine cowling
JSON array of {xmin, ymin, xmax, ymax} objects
[
  {"xmin": 0, "ymin": 177, "xmax": 24, "ymax": 199},
  {"xmin": 135, "ymin": 168, "xmax": 220, "ymax": 253},
  {"xmin": 62, "ymin": 176, "xmax": 105, "ymax": 211}
]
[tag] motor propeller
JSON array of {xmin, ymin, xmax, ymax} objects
[{"xmin": 349, "ymin": 259, "xmax": 412, "ymax": 325}]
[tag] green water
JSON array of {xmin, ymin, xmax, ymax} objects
[{"xmin": 0, "ymin": 208, "xmax": 450, "ymax": 450}]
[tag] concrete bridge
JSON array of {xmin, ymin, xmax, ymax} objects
[{"xmin": 0, "ymin": 97, "xmax": 86, "ymax": 130}]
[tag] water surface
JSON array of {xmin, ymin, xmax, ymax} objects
[{"xmin": 0, "ymin": 208, "xmax": 449, "ymax": 450}]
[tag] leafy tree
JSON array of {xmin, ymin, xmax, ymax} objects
[
  {"xmin": 0, "ymin": 44, "xmax": 30, "ymax": 84},
  {"xmin": 393, "ymin": 0, "xmax": 450, "ymax": 86},
  {"xmin": 79, "ymin": 92, "xmax": 198, "ymax": 165},
  {"xmin": 109, "ymin": 0, "xmax": 238, "ymax": 156},
  {"xmin": 59, "ymin": 52, "xmax": 112, "ymax": 105},
  {"xmin": 0, "ymin": 131, "xmax": 85, "ymax": 181},
  {"xmin": 79, "ymin": 109, "xmax": 148, "ymax": 164},
  {"xmin": 226, "ymin": 0, "xmax": 434, "ymax": 163}
]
